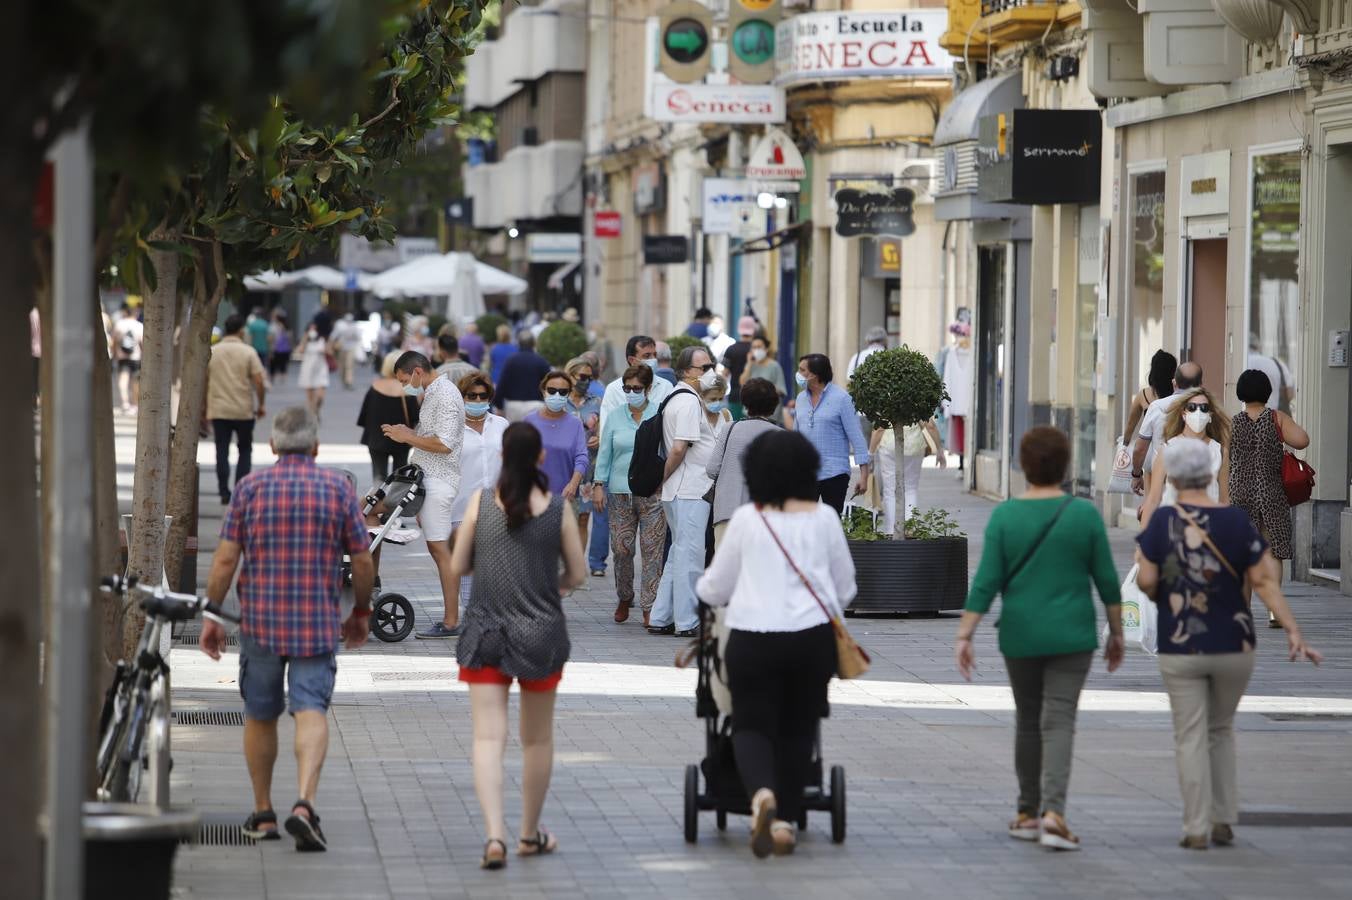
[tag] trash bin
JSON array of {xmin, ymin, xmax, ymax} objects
[{"xmin": 83, "ymin": 802, "xmax": 199, "ymax": 900}]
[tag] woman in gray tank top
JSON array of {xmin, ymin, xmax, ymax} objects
[{"xmin": 450, "ymin": 423, "xmax": 587, "ymax": 870}]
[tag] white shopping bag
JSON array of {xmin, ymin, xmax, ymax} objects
[
  {"xmin": 1103, "ymin": 563, "xmax": 1157, "ymax": 655},
  {"xmin": 1106, "ymin": 437, "xmax": 1134, "ymax": 494}
]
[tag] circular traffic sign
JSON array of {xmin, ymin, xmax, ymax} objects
[
  {"xmin": 664, "ymin": 18, "xmax": 709, "ymax": 64},
  {"xmin": 731, "ymin": 20, "xmax": 775, "ymax": 66}
]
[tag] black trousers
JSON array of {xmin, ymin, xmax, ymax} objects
[
  {"xmin": 369, "ymin": 445, "xmax": 411, "ymax": 486},
  {"xmin": 213, "ymin": 418, "xmax": 255, "ymax": 497},
  {"xmin": 725, "ymin": 623, "xmax": 836, "ymax": 820},
  {"xmin": 816, "ymin": 473, "xmax": 850, "ymax": 515}
]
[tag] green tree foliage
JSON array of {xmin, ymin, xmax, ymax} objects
[
  {"xmin": 848, "ymin": 346, "xmax": 948, "ymax": 430},
  {"xmin": 665, "ymin": 334, "xmax": 705, "ymax": 360},
  {"xmin": 477, "ymin": 313, "xmax": 509, "ymax": 340},
  {"xmin": 538, "ymin": 321, "xmax": 590, "ymax": 367}
]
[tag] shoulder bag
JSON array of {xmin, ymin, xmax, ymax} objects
[
  {"xmin": 759, "ymin": 510, "xmax": 870, "ymax": 679},
  {"xmin": 1173, "ymin": 506, "xmax": 1240, "ymax": 580},
  {"xmin": 1274, "ymin": 416, "xmax": 1316, "ymax": 507},
  {"xmin": 1001, "ymin": 495, "xmax": 1075, "ymax": 594}
]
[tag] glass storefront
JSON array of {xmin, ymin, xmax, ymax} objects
[
  {"xmin": 1128, "ymin": 171, "xmax": 1166, "ymax": 409},
  {"xmin": 1073, "ymin": 206, "xmax": 1101, "ymax": 497},
  {"xmin": 1248, "ymin": 151, "xmax": 1301, "ymax": 413},
  {"xmin": 977, "ymin": 246, "xmax": 1007, "ymax": 456}
]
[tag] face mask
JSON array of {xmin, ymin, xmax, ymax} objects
[
  {"xmin": 465, "ymin": 401, "xmax": 491, "ymax": 418},
  {"xmin": 643, "ymin": 358, "xmax": 659, "ymax": 371},
  {"xmin": 625, "ymin": 391, "xmax": 647, "ymax": 408},
  {"xmin": 1184, "ymin": 410, "xmax": 1211, "ymax": 434},
  {"xmin": 698, "ymin": 368, "xmax": 719, "ymax": 390},
  {"xmin": 705, "ymin": 400, "xmax": 727, "ymax": 414},
  {"xmin": 707, "ymin": 322, "xmax": 723, "ymax": 338},
  {"xmin": 795, "ymin": 372, "xmax": 808, "ymax": 389},
  {"xmin": 402, "ymin": 374, "xmax": 423, "ymax": 398},
  {"xmin": 574, "ymin": 377, "xmax": 591, "ymax": 392},
  {"xmin": 751, "ymin": 348, "xmax": 767, "ymax": 362},
  {"xmin": 544, "ymin": 395, "xmax": 569, "ymax": 412}
]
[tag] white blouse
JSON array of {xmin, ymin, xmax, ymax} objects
[
  {"xmin": 697, "ymin": 503, "xmax": 856, "ymax": 633},
  {"xmin": 451, "ymin": 414, "xmax": 509, "ymax": 523}
]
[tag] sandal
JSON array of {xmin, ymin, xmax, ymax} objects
[
  {"xmin": 284, "ymin": 800, "xmax": 327, "ymax": 852},
  {"xmin": 749, "ymin": 789, "xmax": 777, "ymax": 859},
  {"xmin": 481, "ymin": 838, "xmax": 508, "ymax": 870},
  {"xmin": 242, "ymin": 809, "xmax": 281, "ymax": 841},
  {"xmin": 518, "ymin": 829, "xmax": 558, "ymax": 857},
  {"xmin": 770, "ymin": 820, "xmax": 796, "ymax": 856}
]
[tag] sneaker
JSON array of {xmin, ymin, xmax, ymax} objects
[
  {"xmin": 416, "ymin": 622, "xmax": 463, "ymax": 639},
  {"xmin": 1038, "ymin": 812, "xmax": 1080, "ymax": 851},
  {"xmin": 1211, "ymin": 824, "xmax": 1234, "ymax": 846},
  {"xmin": 1179, "ymin": 834, "xmax": 1209, "ymax": 851},
  {"xmin": 1008, "ymin": 813, "xmax": 1040, "ymax": 842},
  {"xmin": 590, "ymin": 568, "xmax": 606, "ymax": 577}
]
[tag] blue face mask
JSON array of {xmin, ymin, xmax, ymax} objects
[
  {"xmin": 794, "ymin": 372, "xmax": 808, "ymax": 389},
  {"xmin": 626, "ymin": 391, "xmax": 647, "ymax": 408},
  {"xmin": 403, "ymin": 376, "xmax": 424, "ymax": 398},
  {"xmin": 643, "ymin": 358, "xmax": 659, "ymax": 371},
  {"xmin": 465, "ymin": 401, "xmax": 491, "ymax": 417},
  {"xmin": 705, "ymin": 400, "xmax": 727, "ymax": 414},
  {"xmin": 544, "ymin": 395, "xmax": 569, "ymax": 412}
]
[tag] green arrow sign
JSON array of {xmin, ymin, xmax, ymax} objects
[{"xmin": 664, "ymin": 18, "xmax": 708, "ymax": 63}]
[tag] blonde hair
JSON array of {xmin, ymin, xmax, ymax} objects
[
  {"xmin": 1163, "ymin": 387, "xmax": 1230, "ymax": 448},
  {"xmin": 380, "ymin": 350, "xmax": 402, "ymax": 378}
]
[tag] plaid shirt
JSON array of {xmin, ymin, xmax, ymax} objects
[{"xmin": 221, "ymin": 454, "xmax": 368, "ymax": 657}]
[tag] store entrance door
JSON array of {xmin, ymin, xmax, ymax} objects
[{"xmin": 1184, "ymin": 238, "xmax": 1228, "ymax": 390}]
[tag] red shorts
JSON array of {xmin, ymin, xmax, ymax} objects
[{"xmin": 458, "ymin": 665, "xmax": 563, "ymax": 692}]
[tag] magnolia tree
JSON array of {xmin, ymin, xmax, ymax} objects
[{"xmin": 848, "ymin": 346, "xmax": 948, "ymax": 540}]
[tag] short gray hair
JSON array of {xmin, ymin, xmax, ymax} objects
[
  {"xmin": 1163, "ymin": 437, "xmax": 1214, "ymax": 491},
  {"xmin": 865, "ymin": 325, "xmax": 889, "ymax": 346},
  {"xmin": 655, "ymin": 341, "xmax": 673, "ymax": 363},
  {"xmin": 272, "ymin": 406, "xmax": 319, "ymax": 455}
]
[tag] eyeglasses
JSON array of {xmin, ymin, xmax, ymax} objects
[
  {"xmin": 544, "ymin": 387, "xmax": 570, "ymax": 397},
  {"xmin": 621, "ymin": 385, "xmax": 646, "ymax": 394},
  {"xmin": 1185, "ymin": 402, "xmax": 1211, "ymax": 414},
  {"xmin": 464, "ymin": 392, "xmax": 491, "ymax": 401}
]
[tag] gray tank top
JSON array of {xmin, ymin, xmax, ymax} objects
[{"xmin": 455, "ymin": 491, "xmax": 570, "ymax": 679}]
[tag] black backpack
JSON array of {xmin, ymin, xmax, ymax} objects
[{"xmin": 627, "ymin": 391, "xmax": 683, "ymax": 498}]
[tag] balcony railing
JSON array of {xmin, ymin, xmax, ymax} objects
[
  {"xmin": 980, "ymin": 0, "xmax": 1058, "ymax": 16},
  {"xmin": 977, "ymin": 0, "xmax": 1069, "ymax": 44}
]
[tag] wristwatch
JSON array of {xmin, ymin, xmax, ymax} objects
[{"xmin": 1131, "ymin": 469, "xmax": 1143, "ymax": 478}]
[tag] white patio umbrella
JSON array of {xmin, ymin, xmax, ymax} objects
[{"xmin": 367, "ymin": 252, "xmax": 527, "ymax": 300}]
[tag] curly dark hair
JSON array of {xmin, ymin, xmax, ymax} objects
[
  {"xmin": 740, "ymin": 377, "xmax": 779, "ymax": 418},
  {"xmin": 744, "ymin": 430, "xmax": 820, "ymax": 508}
]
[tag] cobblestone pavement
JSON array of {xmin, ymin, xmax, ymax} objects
[{"xmin": 117, "ymin": 373, "xmax": 1352, "ymax": 899}]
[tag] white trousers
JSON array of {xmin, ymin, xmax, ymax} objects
[{"xmin": 878, "ymin": 444, "xmax": 922, "ymax": 535}]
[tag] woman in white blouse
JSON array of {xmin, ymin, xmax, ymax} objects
[{"xmin": 696, "ymin": 430, "xmax": 855, "ymax": 859}]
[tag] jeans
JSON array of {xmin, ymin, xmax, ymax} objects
[
  {"xmin": 1003, "ymin": 651, "xmax": 1093, "ymax": 817},
  {"xmin": 650, "ymin": 498, "xmax": 709, "ymax": 632},
  {"xmin": 212, "ymin": 418, "xmax": 254, "ymax": 497},
  {"xmin": 588, "ymin": 500, "xmax": 610, "ymax": 572},
  {"xmin": 1159, "ymin": 652, "xmax": 1254, "ymax": 837},
  {"xmin": 238, "ymin": 633, "xmax": 337, "ymax": 721}
]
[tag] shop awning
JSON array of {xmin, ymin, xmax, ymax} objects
[
  {"xmin": 933, "ymin": 71, "xmax": 1024, "ymax": 147},
  {"xmin": 546, "ymin": 258, "xmax": 581, "ymax": 291}
]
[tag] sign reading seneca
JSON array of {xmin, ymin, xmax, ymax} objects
[{"xmin": 833, "ymin": 187, "xmax": 916, "ymax": 238}]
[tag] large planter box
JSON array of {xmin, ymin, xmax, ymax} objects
[{"xmin": 846, "ymin": 537, "xmax": 968, "ymax": 614}]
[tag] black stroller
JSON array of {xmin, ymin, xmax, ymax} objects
[
  {"xmin": 682, "ymin": 602, "xmax": 847, "ymax": 844},
  {"xmin": 340, "ymin": 464, "xmax": 425, "ymax": 643}
]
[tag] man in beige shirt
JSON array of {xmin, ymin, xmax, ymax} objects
[{"xmin": 207, "ymin": 314, "xmax": 267, "ymax": 504}]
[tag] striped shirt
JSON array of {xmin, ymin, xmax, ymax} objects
[{"xmin": 793, "ymin": 382, "xmax": 872, "ymax": 480}]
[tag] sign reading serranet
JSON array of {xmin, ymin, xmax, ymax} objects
[
  {"xmin": 776, "ymin": 11, "xmax": 952, "ymax": 85},
  {"xmin": 650, "ymin": 83, "xmax": 786, "ymax": 124}
]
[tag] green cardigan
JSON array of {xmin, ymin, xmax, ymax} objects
[{"xmin": 965, "ymin": 496, "xmax": 1122, "ymax": 658}]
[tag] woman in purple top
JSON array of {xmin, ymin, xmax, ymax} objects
[{"xmin": 524, "ymin": 370, "xmax": 590, "ymax": 499}]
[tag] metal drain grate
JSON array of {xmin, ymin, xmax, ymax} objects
[
  {"xmin": 173, "ymin": 710, "xmax": 245, "ymax": 726},
  {"xmin": 1239, "ymin": 811, "xmax": 1352, "ymax": 827},
  {"xmin": 174, "ymin": 632, "xmax": 238, "ymax": 647},
  {"xmin": 182, "ymin": 814, "xmax": 256, "ymax": 847},
  {"xmin": 371, "ymin": 670, "xmax": 456, "ymax": 682},
  {"xmin": 1263, "ymin": 712, "xmax": 1352, "ymax": 722}
]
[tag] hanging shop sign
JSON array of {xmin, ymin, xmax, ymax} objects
[
  {"xmin": 861, "ymin": 237, "xmax": 902, "ymax": 278},
  {"xmin": 526, "ymin": 233, "xmax": 582, "ymax": 264},
  {"xmin": 746, "ymin": 127, "xmax": 806, "ymax": 180},
  {"xmin": 703, "ymin": 178, "xmax": 758, "ymax": 235},
  {"xmin": 594, "ymin": 210, "xmax": 622, "ymax": 239},
  {"xmin": 649, "ymin": 82, "xmax": 786, "ymax": 124},
  {"xmin": 976, "ymin": 109, "xmax": 1101, "ymax": 206},
  {"xmin": 633, "ymin": 163, "xmax": 666, "ymax": 216},
  {"xmin": 833, "ymin": 187, "xmax": 916, "ymax": 238},
  {"xmin": 774, "ymin": 10, "xmax": 953, "ymax": 86},
  {"xmin": 643, "ymin": 235, "xmax": 690, "ymax": 265}
]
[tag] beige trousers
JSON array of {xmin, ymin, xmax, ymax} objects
[{"xmin": 1158, "ymin": 652, "xmax": 1255, "ymax": 838}]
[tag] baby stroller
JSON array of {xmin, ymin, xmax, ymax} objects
[
  {"xmin": 682, "ymin": 602, "xmax": 847, "ymax": 844},
  {"xmin": 339, "ymin": 464, "xmax": 425, "ymax": 643}
]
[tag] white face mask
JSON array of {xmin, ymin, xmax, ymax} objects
[
  {"xmin": 751, "ymin": 348, "xmax": 767, "ymax": 362},
  {"xmin": 698, "ymin": 368, "xmax": 720, "ymax": 390},
  {"xmin": 1184, "ymin": 410, "xmax": 1211, "ymax": 434},
  {"xmin": 707, "ymin": 322, "xmax": 723, "ymax": 338}
]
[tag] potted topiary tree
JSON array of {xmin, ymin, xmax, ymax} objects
[
  {"xmin": 537, "ymin": 320, "xmax": 589, "ymax": 367},
  {"xmin": 846, "ymin": 346, "xmax": 968, "ymax": 614},
  {"xmin": 664, "ymin": 334, "xmax": 705, "ymax": 359}
]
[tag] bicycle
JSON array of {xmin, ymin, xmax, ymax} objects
[{"xmin": 95, "ymin": 574, "xmax": 241, "ymax": 806}]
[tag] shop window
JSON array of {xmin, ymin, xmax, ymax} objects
[
  {"xmin": 1128, "ymin": 171, "xmax": 1166, "ymax": 415},
  {"xmin": 1247, "ymin": 151, "xmax": 1301, "ymax": 413},
  {"xmin": 977, "ymin": 246, "xmax": 1006, "ymax": 456}
]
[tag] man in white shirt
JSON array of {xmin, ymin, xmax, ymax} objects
[
  {"xmin": 385, "ymin": 351, "xmax": 467, "ymax": 637},
  {"xmin": 599, "ymin": 334, "xmax": 672, "ymax": 431},
  {"xmin": 648, "ymin": 345, "xmax": 717, "ymax": 637},
  {"xmin": 703, "ymin": 315, "xmax": 736, "ymax": 363},
  {"xmin": 845, "ymin": 326, "xmax": 889, "ymax": 380},
  {"xmin": 1247, "ymin": 345, "xmax": 1295, "ymax": 411},
  {"xmin": 331, "ymin": 313, "xmax": 365, "ymax": 390},
  {"xmin": 111, "ymin": 305, "xmax": 144, "ymax": 415},
  {"xmin": 1131, "ymin": 361, "xmax": 1202, "ymax": 494}
]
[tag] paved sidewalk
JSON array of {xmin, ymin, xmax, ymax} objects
[{"xmin": 116, "ymin": 375, "xmax": 1352, "ymax": 899}]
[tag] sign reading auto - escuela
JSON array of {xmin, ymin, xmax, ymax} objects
[{"xmin": 775, "ymin": 11, "xmax": 953, "ymax": 85}]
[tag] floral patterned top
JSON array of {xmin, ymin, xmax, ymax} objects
[{"xmin": 1136, "ymin": 504, "xmax": 1268, "ymax": 654}]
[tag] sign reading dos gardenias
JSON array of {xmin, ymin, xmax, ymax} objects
[
  {"xmin": 775, "ymin": 11, "xmax": 953, "ymax": 85},
  {"xmin": 833, "ymin": 187, "xmax": 917, "ymax": 238}
]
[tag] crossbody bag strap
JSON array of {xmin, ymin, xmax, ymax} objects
[
  {"xmin": 758, "ymin": 509, "xmax": 839, "ymax": 621},
  {"xmin": 401, "ymin": 394, "xmax": 410, "ymax": 426},
  {"xmin": 1174, "ymin": 506, "xmax": 1240, "ymax": 580},
  {"xmin": 1001, "ymin": 495, "xmax": 1074, "ymax": 593}
]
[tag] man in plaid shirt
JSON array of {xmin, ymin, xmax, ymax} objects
[{"xmin": 200, "ymin": 406, "xmax": 374, "ymax": 852}]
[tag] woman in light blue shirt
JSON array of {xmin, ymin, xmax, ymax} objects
[
  {"xmin": 592, "ymin": 364, "xmax": 667, "ymax": 625},
  {"xmin": 792, "ymin": 353, "xmax": 871, "ymax": 514}
]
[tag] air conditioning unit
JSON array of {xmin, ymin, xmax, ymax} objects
[{"xmin": 898, "ymin": 159, "xmax": 939, "ymax": 205}]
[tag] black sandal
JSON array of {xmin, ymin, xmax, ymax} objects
[
  {"xmin": 518, "ymin": 829, "xmax": 558, "ymax": 857},
  {"xmin": 481, "ymin": 838, "xmax": 508, "ymax": 870},
  {"xmin": 284, "ymin": 800, "xmax": 327, "ymax": 852},
  {"xmin": 242, "ymin": 809, "xmax": 281, "ymax": 841},
  {"xmin": 647, "ymin": 624, "xmax": 675, "ymax": 636}
]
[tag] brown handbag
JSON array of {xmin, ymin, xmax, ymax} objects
[{"xmin": 758, "ymin": 510, "xmax": 871, "ymax": 679}]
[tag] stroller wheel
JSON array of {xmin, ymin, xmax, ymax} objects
[
  {"xmin": 683, "ymin": 764, "xmax": 699, "ymax": 844},
  {"xmin": 716, "ymin": 809, "xmax": 727, "ymax": 832},
  {"xmin": 371, "ymin": 593, "xmax": 415, "ymax": 642},
  {"xmin": 830, "ymin": 765, "xmax": 846, "ymax": 844}
]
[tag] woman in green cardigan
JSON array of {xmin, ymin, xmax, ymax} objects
[{"xmin": 955, "ymin": 426, "xmax": 1125, "ymax": 852}]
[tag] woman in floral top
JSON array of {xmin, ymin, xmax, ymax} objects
[{"xmin": 1136, "ymin": 437, "xmax": 1322, "ymax": 851}]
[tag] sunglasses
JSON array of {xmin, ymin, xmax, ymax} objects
[
  {"xmin": 544, "ymin": 387, "xmax": 570, "ymax": 397},
  {"xmin": 621, "ymin": 384, "xmax": 646, "ymax": 394},
  {"xmin": 464, "ymin": 392, "xmax": 491, "ymax": 401},
  {"xmin": 691, "ymin": 363, "xmax": 715, "ymax": 373},
  {"xmin": 1185, "ymin": 402, "xmax": 1211, "ymax": 414}
]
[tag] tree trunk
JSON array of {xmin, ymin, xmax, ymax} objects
[
  {"xmin": 0, "ymin": 153, "xmax": 44, "ymax": 900},
  {"xmin": 164, "ymin": 242, "xmax": 224, "ymax": 591},
  {"xmin": 893, "ymin": 429, "xmax": 908, "ymax": 542},
  {"xmin": 126, "ymin": 242, "xmax": 180, "ymax": 642}
]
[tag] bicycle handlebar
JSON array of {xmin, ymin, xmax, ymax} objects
[{"xmin": 100, "ymin": 574, "xmax": 242, "ymax": 625}]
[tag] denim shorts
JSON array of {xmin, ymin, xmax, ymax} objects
[{"xmin": 238, "ymin": 633, "xmax": 337, "ymax": 721}]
